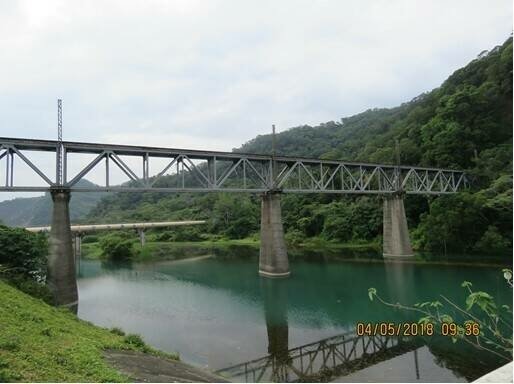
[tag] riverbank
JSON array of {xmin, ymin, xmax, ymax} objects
[
  {"xmin": 80, "ymin": 238, "xmax": 511, "ymax": 268},
  {"xmin": 0, "ymin": 280, "xmax": 193, "ymax": 382},
  {"xmin": 81, "ymin": 237, "xmax": 380, "ymax": 262}
]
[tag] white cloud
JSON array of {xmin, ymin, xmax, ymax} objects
[{"xmin": 0, "ymin": 0, "xmax": 511, "ymax": 202}]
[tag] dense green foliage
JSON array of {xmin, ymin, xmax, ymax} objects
[
  {"xmin": 369, "ymin": 270, "xmax": 513, "ymax": 361},
  {"xmin": 0, "ymin": 225, "xmax": 52, "ymax": 302},
  {"xmin": 87, "ymin": 38, "xmax": 512, "ymax": 257},
  {"xmin": 99, "ymin": 232, "xmax": 136, "ymax": 261}
]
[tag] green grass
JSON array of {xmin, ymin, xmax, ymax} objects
[
  {"xmin": 82, "ymin": 237, "xmax": 260, "ymax": 261},
  {"xmin": 291, "ymin": 236, "xmax": 380, "ymax": 251},
  {"xmin": 0, "ymin": 280, "xmax": 178, "ymax": 382},
  {"xmin": 81, "ymin": 236, "xmax": 380, "ymax": 262}
]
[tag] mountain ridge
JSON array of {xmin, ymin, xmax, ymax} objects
[{"xmin": 0, "ymin": 179, "xmax": 107, "ymax": 227}]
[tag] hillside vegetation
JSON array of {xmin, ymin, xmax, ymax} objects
[
  {"xmin": 0, "ymin": 180, "xmax": 107, "ymax": 227},
  {"xmin": 0, "ymin": 280, "xmax": 178, "ymax": 382},
  {"xmin": 87, "ymin": 38, "xmax": 512, "ymax": 257}
]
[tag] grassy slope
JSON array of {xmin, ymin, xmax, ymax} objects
[{"xmin": 0, "ymin": 281, "xmax": 176, "ymax": 382}]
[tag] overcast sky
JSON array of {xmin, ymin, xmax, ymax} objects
[{"xmin": 0, "ymin": 0, "xmax": 512, "ymax": 201}]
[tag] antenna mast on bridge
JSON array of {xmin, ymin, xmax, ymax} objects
[{"xmin": 57, "ymin": 99, "xmax": 63, "ymax": 185}]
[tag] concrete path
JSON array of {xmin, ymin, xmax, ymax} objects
[
  {"xmin": 474, "ymin": 362, "xmax": 513, "ymax": 383},
  {"xmin": 104, "ymin": 350, "xmax": 229, "ymax": 383}
]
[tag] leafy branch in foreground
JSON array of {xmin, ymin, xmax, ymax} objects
[{"xmin": 368, "ymin": 269, "xmax": 513, "ymax": 361}]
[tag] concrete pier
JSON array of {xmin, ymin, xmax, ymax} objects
[
  {"xmin": 261, "ymin": 277, "xmax": 289, "ymax": 381},
  {"xmin": 73, "ymin": 234, "xmax": 82, "ymax": 259},
  {"xmin": 383, "ymin": 194, "xmax": 413, "ymax": 257},
  {"xmin": 259, "ymin": 192, "xmax": 289, "ymax": 277},
  {"xmin": 73, "ymin": 233, "xmax": 82, "ymax": 274},
  {"xmin": 138, "ymin": 229, "xmax": 146, "ymax": 247},
  {"xmin": 48, "ymin": 190, "xmax": 78, "ymax": 312}
]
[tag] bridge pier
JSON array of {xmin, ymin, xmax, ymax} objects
[
  {"xmin": 259, "ymin": 192, "xmax": 289, "ymax": 277},
  {"xmin": 48, "ymin": 189, "xmax": 78, "ymax": 312},
  {"xmin": 138, "ymin": 229, "xmax": 146, "ymax": 247},
  {"xmin": 383, "ymin": 193, "xmax": 413, "ymax": 257},
  {"xmin": 261, "ymin": 277, "xmax": 289, "ymax": 381},
  {"xmin": 73, "ymin": 233, "xmax": 82, "ymax": 274}
]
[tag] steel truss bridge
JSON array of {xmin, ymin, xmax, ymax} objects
[
  {"xmin": 0, "ymin": 137, "xmax": 468, "ymax": 194},
  {"xmin": 215, "ymin": 332, "xmax": 419, "ymax": 382}
]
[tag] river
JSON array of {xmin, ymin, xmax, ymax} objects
[{"xmin": 76, "ymin": 246, "xmax": 512, "ymax": 382}]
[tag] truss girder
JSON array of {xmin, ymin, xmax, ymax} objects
[
  {"xmin": 214, "ymin": 332, "xmax": 418, "ymax": 382},
  {"xmin": 0, "ymin": 137, "xmax": 468, "ymax": 194}
]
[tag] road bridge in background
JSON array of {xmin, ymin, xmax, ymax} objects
[
  {"xmin": 25, "ymin": 220, "xmax": 206, "ymax": 274},
  {"xmin": 0, "ymin": 136, "xmax": 469, "ymax": 311},
  {"xmin": 26, "ymin": 219, "xmax": 206, "ymax": 252}
]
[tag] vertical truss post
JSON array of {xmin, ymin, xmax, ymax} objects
[
  {"xmin": 5, "ymin": 148, "xmax": 11, "ymax": 187},
  {"xmin": 181, "ymin": 159, "xmax": 185, "ymax": 188},
  {"xmin": 143, "ymin": 152, "xmax": 149, "ymax": 186},
  {"xmin": 207, "ymin": 157, "xmax": 217, "ymax": 187},
  {"xmin": 105, "ymin": 154, "xmax": 110, "ymax": 187},
  {"xmin": 243, "ymin": 159, "xmax": 247, "ymax": 189},
  {"xmin": 394, "ymin": 138, "xmax": 402, "ymax": 192},
  {"xmin": 9, "ymin": 151, "xmax": 13, "ymax": 187}
]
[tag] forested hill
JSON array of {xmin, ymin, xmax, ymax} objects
[
  {"xmin": 88, "ymin": 37, "xmax": 512, "ymax": 257},
  {"xmin": 0, "ymin": 180, "xmax": 107, "ymax": 227},
  {"xmin": 238, "ymin": 38, "xmax": 512, "ymax": 171}
]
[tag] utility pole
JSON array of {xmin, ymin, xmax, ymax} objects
[
  {"xmin": 395, "ymin": 138, "xmax": 400, "ymax": 166},
  {"xmin": 271, "ymin": 124, "xmax": 277, "ymax": 188},
  {"xmin": 57, "ymin": 99, "xmax": 63, "ymax": 186},
  {"xmin": 272, "ymin": 124, "xmax": 276, "ymax": 157},
  {"xmin": 395, "ymin": 138, "xmax": 402, "ymax": 192}
]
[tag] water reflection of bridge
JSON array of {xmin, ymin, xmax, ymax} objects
[
  {"xmin": 215, "ymin": 277, "xmax": 419, "ymax": 382},
  {"xmin": 216, "ymin": 332, "xmax": 418, "ymax": 382}
]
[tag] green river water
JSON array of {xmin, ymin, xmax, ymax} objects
[{"xmin": 76, "ymin": 246, "xmax": 512, "ymax": 382}]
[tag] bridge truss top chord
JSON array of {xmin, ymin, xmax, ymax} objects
[{"xmin": 0, "ymin": 137, "xmax": 469, "ymax": 195}]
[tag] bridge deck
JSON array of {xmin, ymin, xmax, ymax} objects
[{"xmin": 25, "ymin": 220, "xmax": 206, "ymax": 233}]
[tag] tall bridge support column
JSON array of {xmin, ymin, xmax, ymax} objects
[
  {"xmin": 73, "ymin": 233, "xmax": 82, "ymax": 259},
  {"xmin": 73, "ymin": 233, "xmax": 82, "ymax": 274},
  {"xmin": 48, "ymin": 189, "xmax": 78, "ymax": 312},
  {"xmin": 259, "ymin": 192, "xmax": 289, "ymax": 277},
  {"xmin": 383, "ymin": 193, "xmax": 413, "ymax": 257},
  {"xmin": 138, "ymin": 229, "xmax": 146, "ymax": 247}
]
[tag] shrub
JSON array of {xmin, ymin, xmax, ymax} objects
[
  {"xmin": 285, "ymin": 229, "xmax": 304, "ymax": 246},
  {"xmin": 6, "ymin": 275, "xmax": 53, "ymax": 304},
  {"xmin": 474, "ymin": 226, "xmax": 511, "ymax": 255},
  {"xmin": 0, "ymin": 337, "xmax": 21, "ymax": 352},
  {"xmin": 81, "ymin": 235, "xmax": 99, "ymax": 244},
  {"xmin": 123, "ymin": 334, "xmax": 146, "ymax": 348},
  {"xmin": 0, "ymin": 225, "xmax": 48, "ymax": 282},
  {"xmin": 110, "ymin": 327, "xmax": 125, "ymax": 336},
  {"xmin": 99, "ymin": 233, "xmax": 135, "ymax": 261}
]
